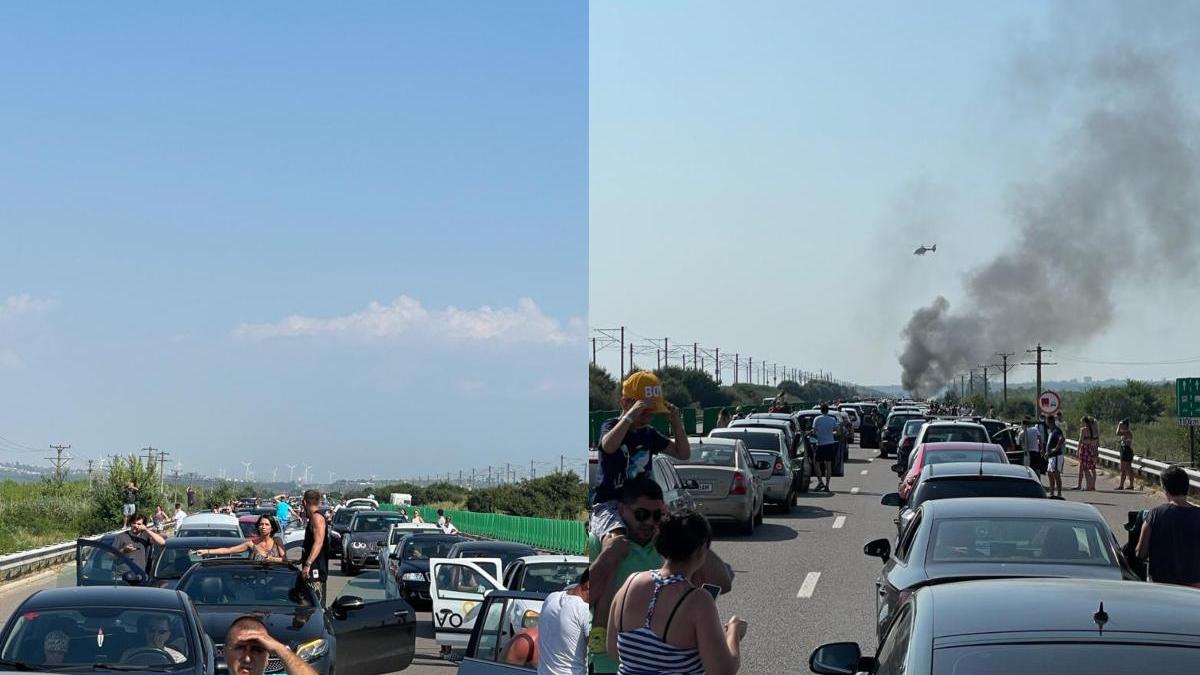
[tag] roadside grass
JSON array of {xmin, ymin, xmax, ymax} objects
[{"xmin": 0, "ymin": 481, "xmax": 96, "ymax": 556}]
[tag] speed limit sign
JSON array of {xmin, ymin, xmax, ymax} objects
[{"xmin": 1039, "ymin": 390, "xmax": 1062, "ymax": 416}]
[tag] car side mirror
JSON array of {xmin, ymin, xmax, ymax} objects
[
  {"xmin": 331, "ymin": 595, "xmax": 365, "ymax": 613},
  {"xmin": 880, "ymin": 492, "xmax": 903, "ymax": 507},
  {"xmin": 683, "ymin": 479, "xmax": 700, "ymax": 490},
  {"xmin": 891, "ymin": 462, "xmax": 905, "ymax": 476},
  {"xmin": 122, "ymin": 571, "xmax": 147, "ymax": 585},
  {"xmin": 864, "ymin": 538, "xmax": 891, "ymax": 562},
  {"xmin": 810, "ymin": 642, "xmax": 864, "ymax": 675}
]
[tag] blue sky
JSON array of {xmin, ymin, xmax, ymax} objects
[
  {"xmin": 591, "ymin": 1, "xmax": 1200, "ymax": 387},
  {"xmin": 0, "ymin": 3, "xmax": 587, "ymax": 480}
]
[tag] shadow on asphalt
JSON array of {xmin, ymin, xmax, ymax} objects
[
  {"xmin": 776, "ymin": 505, "xmax": 842, "ymax": 520},
  {"xmin": 713, "ymin": 523, "xmax": 798, "ymax": 542}
]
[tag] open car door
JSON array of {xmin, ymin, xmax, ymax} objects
[
  {"xmin": 457, "ymin": 591, "xmax": 548, "ymax": 674},
  {"xmin": 75, "ymin": 538, "xmax": 149, "ymax": 587},
  {"xmin": 330, "ymin": 575, "xmax": 417, "ymax": 674},
  {"xmin": 430, "ymin": 558, "xmax": 504, "ymax": 652}
]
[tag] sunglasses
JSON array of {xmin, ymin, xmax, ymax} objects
[{"xmin": 631, "ymin": 508, "xmax": 663, "ymax": 523}]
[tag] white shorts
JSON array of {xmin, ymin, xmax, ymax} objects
[
  {"xmin": 1047, "ymin": 455, "xmax": 1065, "ymax": 473},
  {"xmin": 588, "ymin": 500, "xmax": 626, "ymax": 539},
  {"xmin": 122, "ymin": 503, "xmax": 137, "ymax": 516}
]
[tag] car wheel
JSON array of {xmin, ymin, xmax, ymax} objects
[
  {"xmin": 798, "ymin": 462, "xmax": 811, "ymax": 493},
  {"xmin": 741, "ymin": 510, "xmax": 755, "ymax": 535},
  {"xmin": 754, "ymin": 501, "xmax": 764, "ymax": 525},
  {"xmin": 781, "ymin": 490, "xmax": 794, "ymax": 513}
]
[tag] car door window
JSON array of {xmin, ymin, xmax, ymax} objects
[
  {"xmin": 468, "ymin": 597, "xmax": 511, "ymax": 662},
  {"xmin": 895, "ymin": 512, "xmax": 921, "ymax": 562},
  {"xmin": 874, "ymin": 604, "xmax": 913, "ymax": 674}
]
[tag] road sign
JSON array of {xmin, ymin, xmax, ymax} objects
[
  {"xmin": 1177, "ymin": 378, "xmax": 1200, "ymax": 419},
  {"xmin": 1179, "ymin": 417, "xmax": 1200, "ymax": 427},
  {"xmin": 1038, "ymin": 390, "xmax": 1061, "ymax": 416}
]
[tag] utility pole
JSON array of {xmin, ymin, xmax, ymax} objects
[
  {"xmin": 960, "ymin": 374, "xmax": 966, "ymax": 400},
  {"xmin": 142, "ymin": 446, "xmax": 159, "ymax": 477},
  {"xmin": 619, "ymin": 326, "xmax": 625, "ymax": 377},
  {"xmin": 530, "ymin": 459, "xmax": 536, "ymax": 479},
  {"xmin": 46, "ymin": 444, "xmax": 71, "ymax": 484},
  {"xmin": 734, "ymin": 354, "xmax": 739, "ymax": 384},
  {"xmin": 715, "ymin": 347, "xmax": 720, "ymax": 383},
  {"xmin": 968, "ymin": 369, "xmax": 977, "ymax": 396},
  {"xmin": 1023, "ymin": 343, "xmax": 1056, "ymax": 417},
  {"xmin": 560, "ymin": 455, "xmax": 565, "ymax": 474},
  {"xmin": 157, "ymin": 449, "xmax": 170, "ymax": 496},
  {"xmin": 506, "ymin": 462, "xmax": 512, "ymax": 485},
  {"xmin": 994, "ymin": 352, "xmax": 1016, "ymax": 408},
  {"xmin": 748, "ymin": 357, "xmax": 753, "ymax": 385},
  {"xmin": 86, "ymin": 458, "xmax": 94, "ymax": 485},
  {"xmin": 693, "ymin": 343, "xmax": 698, "ymax": 370},
  {"xmin": 629, "ymin": 342, "xmax": 634, "ymax": 371},
  {"xmin": 979, "ymin": 365, "xmax": 991, "ymax": 406},
  {"xmin": 591, "ymin": 337, "xmax": 596, "ymax": 365}
]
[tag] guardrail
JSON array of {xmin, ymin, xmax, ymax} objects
[
  {"xmin": 0, "ymin": 529, "xmax": 118, "ymax": 585},
  {"xmin": 1062, "ymin": 438, "xmax": 1200, "ymax": 496}
]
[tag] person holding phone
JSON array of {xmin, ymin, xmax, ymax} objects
[
  {"xmin": 607, "ymin": 510, "xmax": 746, "ymax": 675},
  {"xmin": 113, "ymin": 512, "xmax": 166, "ymax": 571}
]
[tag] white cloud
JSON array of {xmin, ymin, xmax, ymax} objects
[
  {"xmin": 0, "ymin": 294, "xmax": 56, "ymax": 321},
  {"xmin": 234, "ymin": 296, "xmax": 582, "ymax": 345}
]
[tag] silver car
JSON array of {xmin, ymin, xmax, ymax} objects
[
  {"xmin": 748, "ymin": 448, "xmax": 798, "ymax": 512},
  {"xmin": 672, "ymin": 437, "xmax": 764, "ymax": 535}
]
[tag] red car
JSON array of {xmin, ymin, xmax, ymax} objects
[{"xmin": 897, "ymin": 442, "xmax": 1008, "ymax": 500}]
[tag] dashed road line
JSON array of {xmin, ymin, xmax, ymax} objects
[
  {"xmin": 797, "ymin": 572, "xmax": 821, "ymax": 598},
  {"xmin": 850, "ymin": 487, "xmax": 861, "ymax": 494},
  {"xmin": 832, "ymin": 516, "xmax": 846, "ymax": 529}
]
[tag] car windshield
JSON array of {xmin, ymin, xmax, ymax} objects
[
  {"xmin": 0, "ymin": 608, "xmax": 193, "ymax": 669},
  {"xmin": 176, "ymin": 528, "xmax": 241, "ymax": 539},
  {"xmin": 403, "ymin": 537, "xmax": 461, "ymax": 560},
  {"xmin": 889, "ymin": 415, "xmax": 923, "ymax": 430},
  {"xmin": 352, "ymin": 514, "xmax": 406, "ymax": 532},
  {"xmin": 979, "ymin": 420, "xmax": 1007, "ymax": 437},
  {"xmin": 388, "ymin": 526, "xmax": 422, "ymax": 544},
  {"xmin": 517, "ymin": 562, "xmax": 589, "ymax": 593},
  {"xmin": 239, "ymin": 521, "xmax": 257, "ymax": 537},
  {"xmin": 932, "ymin": 643, "xmax": 1200, "ymax": 673},
  {"xmin": 178, "ymin": 567, "xmax": 314, "ymax": 607},
  {"xmin": 923, "ymin": 449, "xmax": 1006, "ymax": 468},
  {"xmin": 902, "ymin": 420, "xmax": 925, "ymax": 437},
  {"xmin": 928, "ymin": 517, "xmax": 1114, "ymax": 565},
  {"xmin": 154, "ymin": 547, "xmax": 250, "ymax": 580},
  {"xmin": 682, "ymin": 445, "xmax": 737, "ymax": 466},
  {"xmin": 912, "ymin": 477, "xmax": 1046, "ymax": 507},
  {"xmin": 712, "ymin": 431, "xmax": 779, "ymax": 452},
  {"xmin": 923, "ymin": 426, "xmax": 990, "ymax": 443},
  {"xmin": 332, "ymin": 509, "xmax": 356, "ymax": 525},
  {"xmin": 749, "ymin": 451, "xmax": 781, "ymax": 468}
]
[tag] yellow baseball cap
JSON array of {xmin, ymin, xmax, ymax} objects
[{"xmin": 621, "ymin": 371, "xmax": 670, "ymax": 414}]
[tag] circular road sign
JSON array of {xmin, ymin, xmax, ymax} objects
[{"xmin": 1038, "ymin": 390, "xmax": 1062, "ymax": 416}]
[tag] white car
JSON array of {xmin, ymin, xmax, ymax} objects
[
  {"xmin": 378, "ymin": 522, "xmax": 442, "ymax": 586},
  {"xmin": 174, "ymin": 513, "xmax": 241, "ymax": 539},
  {"xmin": 839, "ymin": 406, "xmax": 862, "ymax": 431},
  {"xmin": 345, "ymin": 497, "xmax": 379, "ymax": 510}
]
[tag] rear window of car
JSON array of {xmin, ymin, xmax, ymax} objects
[
  {"xmin": 177, "ymin": 528, "xmax": 241, "ymax": 538},
  {"xmin": 902, "ymin": 420, "xmax": 925, "ymax": 437},
  {"xmin": 923, "ymin": 449, "xmax": 1006, "ymax": 467},
  {"xmin": 923, "ymin": 426, "xmax": 990, "ymax": 443},
  {"xmin": 928, "ymin": 517, "xmax": 1112, "ymax": 565},
  {"xmin": 889, "ymin": 414, "xmax": 923, "ymax": 429},
  {"xmin": 352, "ymin": 514, "xmax": 406, "ymax": 532},
  {"xmin": 403, "ymin": 537, "xmax": 461, "ymax": 560},
  {"xmin": 709, "ymin": 431, "xmax": 780, "ymax": 452},
  {"xmin": 333, "ymin": 509, "xmax": 356, "ymax": 525},
  {"xmin": 155, "ymin": 546, "xmax": 250, "ymax": 579},
  {"xmin": 682, "ymin": 445, "xmax": 737, "ymax": 466},
  {"xmin": 933, "ymin": 644, "xmax": 1200, "ymax": 674},
  {"xmin": 912, "ymin": 477, "xmax": 1045, "ymax": 507},
  {"xmin": 518, "ymin": 562, "xmax": 589, "ymax": 593},
  {"xmin": 749, "ymin": 451, "xmax": 780, "ymax": 466},
  {"xmin": 179, "ymin": 567, "xmax": 314, "ymax": 606}
]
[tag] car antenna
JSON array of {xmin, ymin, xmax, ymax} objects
[{"xmin": 1093, "ymin": 601, "xmax": 1108, "ymax": 635}]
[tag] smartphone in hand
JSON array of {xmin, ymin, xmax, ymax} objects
[{"xmin": 703, "ymin": 583, "xmax": 721, "ymax": 600}]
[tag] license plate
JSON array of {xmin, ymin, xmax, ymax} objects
[{"xmin": 693, "ymin": 481, "xmax": 714, "ymax": 494}]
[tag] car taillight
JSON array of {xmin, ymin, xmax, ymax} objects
[
  {"xmin": 730, "ymin": 474, "xmax": 747, "ymax": 495},
  {"xmin": 772, "ymin": 460, "xmax": 785, "ymax": 476}
]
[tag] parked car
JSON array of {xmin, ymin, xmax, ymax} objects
[
  {"xmin": 672, "ymin": 436, "xmax": 764, "ymax": 535},
  {"xmin": 150, "ymin": 537, "xmax": 251, "ymax": 589},
  {"xmin": 864, "ymin": 497, "xmax": 1137, "ymax": 642},
  {"xmin": 176, "ymin": 558, "xmax": 416, "ymax": 674},
  {"xmin": 501, "ymin": 555, "xmax": 589, "ymax": 594},
  {"xmin": 174, "ymin": 514, "xmax": 242, "ymax": 539},
  {"xmin": 377, "ymin": 522, "xmax": 443, "ymax": 587},
  {"xmin": 345, "ymin": 498, "xmax": 380, "ymax": 510},
  {"xmin": 881, "ymin": 412, "xmax": 927, "ymax": 458},
  {"xmin": 895, "ymin": 442, "xmax": 1009, "ymax": 500},
  {"xmin": 839, "ymin": 406, "xmax": 862, "ymax": 431},
  {"xmin": 729, "ymin": 417, "xmax": 797, "ymax": 456},
  {"xmin": 989, "ymin": 424, "xmax": 1025, "ymax": 464},
  {"xmin": 854, "ymin": 405, "xmax": 882, "ymax": 449},
  {"xmin": 328, "ymin": 505, "xmax": 375, "ymax": 558},
  {"xmin": 446, "ymin": 541, "xmax": 538, "ymax": 576},
  {"xmin": 747, "ymin": 412, "xmax": 802, "ymax": 437},
  {"xmin": 651, "ymin": 453, "xmax": 697, "ymax": 517},
  {"xmin": 795, "ymin": 408, "xmax": 851, "ymax": 475},
  {"xmin": 386, "ymin": 532, "xmax": 469, "ymax": 608},
  {"xmin": 0, "ymin": 586, "xmax": 216, "ymax": 673},
  {"xmin": 341, "ymin": 510, "xmax": 412, "ymax": 576},
  {"xmin": 747, "ymin": 447, "xmax": 800, "ymax": 512},
  {"xmin": 896, "ymin": 418, "xmax": 926, "ymax": 469},
  {"xmin": 883, "ymin": 462, "xmax": 1047, "ymax": 540},
  {"xmin": 912, "ymin": 420, "xmax": 991, "ymax": 447},
  {"xmin": 711, "ymin": 425, "xmax": 811, "ymax": 491},
  {"xmin": 455, "ymin": 591, "xmax": 547, "ymax": 674}
]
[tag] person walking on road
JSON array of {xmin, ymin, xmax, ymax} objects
[
  {"xmin": 607, "ymin": 511, "xmax": 746, "ymax": 675},
  {"xmin": 1135, "ymin": 465, "xmax": 1200, "ymax": 587},
  {"xmin": 1074, "ymin": 416, "xmax": 1099, "ymax": 491},
  {"xmin": 299, "ymin": 489, "xmax": 329, "ymax": 605},
  {"xmin": 811, "ymin": 404, "xmax": 840, "ymax": 492},
  {"xmin": 537, "ymin": 570, "xmax": 592, "ymax": 675},
  {"xmin": 114, "ymin": 513, "xmax": 166, "ymax": 571},
  {"xmin": 224, "ymin": 615, "xmax": 318, "ymax": 675},
  {"xmin": 1044, "ymin": 415, "xmax": 1066, "ymax": 499},
  {"xmin": 588, "ymin": 371, "xmax": 692, "ymax": 658},
  {"xmin": 122, "ymin": 480, "xmax": 140, "ymax": 527},
  {"xmin": 587, "ymin": 478, "xmax": 732, "ymax": 675},
  {"xmin": 1020, "ymin": 416, "xmax": 1042, "ymax": 472},
  {"xmin": 1117, "ymin": 419, "xmax": 1136, "ymax": 489}
]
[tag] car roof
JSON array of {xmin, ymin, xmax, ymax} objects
[
  {"xmin": 27, "ymin": 586, "xmax": 186, "ymax": 610},
  {"xmin": 350, "ymin": 510, "xmax": 401, "ymax": 518},
  {"xmin": 699, "ymin": 433, "xmax": 755, "ymax": 444},
  {"xmin": 161, "ymin": 536, "xmax": 247, "ymax": 548},
  {"xmin": 513, "ymin": 555, "xmax": 589, "ymax": 565},
  {"xmin": 923, "ymin": 420, "xmax": 986, "ymax": 428},
  {"xmin": 729, "ymin": 419, "xmax": 791, "ymax": 430},
  {"xmin": 451, "ymin": 540, "xmax": 535, "ymax": 552},
  {"xmin": 920, "ymin": 462, "xmax": 1039, "ymax": 480},
  {"xmin": 923, "ymin": 496, "xmax": 1099, "ymax": 520},
  {"xmin": 919, "ymin": 442, "xmax": 1004, "ymax": 452},
  {"xmin": 927, "ymin": 578, "xmax": 1200, "ymax": 639},
  {"xmin": 180, "ymin": 513, "xmax": 239, "ymax": 526}
]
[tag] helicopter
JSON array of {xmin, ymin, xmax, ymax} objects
[{"xmin": 913, "ymin": 244, "xmax": 937, "ymax": 256}]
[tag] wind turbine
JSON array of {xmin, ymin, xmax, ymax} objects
[
  {"xmin": 327, "ymin": 470, "xmax": 335, "ymax": 484},
  {"xmin": 272, "ymin": 467, "xmax": 279, "ymax": 482},
  {"xmin": 286, "ymin": 464, "xmax": 296, "ymax": 482},
  {"xmin": 303, "ymin": 464, "xmax": 313, "ymax": 485},
  {"xmin": 241, "ymin": 462, "xmax": 252, "ymax": 481}
]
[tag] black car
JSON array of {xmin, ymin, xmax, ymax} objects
[
  {"xmin": 387, "ymin": 532, "xmax": 468, "ymax": 607},
  {"xmin": 864, "ymin": 497, "xmax": 1137, "ymax": 643},
  {"xmin": 882, "ymin": 462, "xmax": 1047, "ymax": 540},
  {"xmin": 150, "ymin": 537, "xmax": 251, "ymax": 589},
  {"xmin": 445, "ymin": 541, "xmax": 538, "ymax": 573},
  {"xmin": 881, "ymin": 412, "xmax": 926, "ymax": 458},
  {"xmin": 176, "ymin": 559, "xmax": 415, "ymax": 675},
  {"xmin": 811, "ymin": 578, "xmax": 1200, "ymax": 675},
  {"xmin": 0, "ymin": 586, "xmax": 215, "ymax": 673},
  {"xmin": 328, "ymin": 508, "xmax": 362, "ymax": 559},
  {"xmin": 341, "ymin": 511, "xmax": 411, "ymax": 576}
]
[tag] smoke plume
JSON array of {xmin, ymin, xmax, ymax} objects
[{"xmin": 899, "ymin": 4, "xmax": 1200, "ymax": 396}]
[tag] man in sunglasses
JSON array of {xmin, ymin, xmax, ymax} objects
[{"xmin": 587, "ymin": 477, "xmax": 731, "ymax": 675}]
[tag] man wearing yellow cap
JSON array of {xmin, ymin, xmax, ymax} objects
[{"xmin": 587, "ymin": 370, "xmax": 691, "ymax": 662}]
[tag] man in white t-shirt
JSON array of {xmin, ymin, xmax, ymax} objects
[
  {"xmin": 537, "ymin": 571, "xmax": 591, "ymax": 675},
  {"xmin": 173, "ymin": 503, "xmax": 188, "ymax": 531},
  {"xmin": 1020, "ymin": 417, "xmax": 1042, "ymax": 470}
]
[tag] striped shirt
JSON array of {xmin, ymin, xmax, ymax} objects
[{"xmin": 616, "ymin": 572, "xmax": 704, "ymax": 675}]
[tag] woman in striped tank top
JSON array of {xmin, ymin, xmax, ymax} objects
[{"xmin": 607, "ymin": 512, "xmax": 747, "ymax": 674}]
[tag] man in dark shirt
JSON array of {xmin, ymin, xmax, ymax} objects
[
  {"xmin": 122, "ymin": 481, "xmax": 140, "ymax": 527},
  {"xmin": 1136, "ymin": 465, "xmax": 1200, "ymax": 587},
  {"xmin": 113, "ymin": 513, "xmax": 165, "ymax": 571},
  {"xmin": 186, "ymin": 486, "xmax": 196, "ymax": 510},
  {"xmin": 300, "ymin": 489, "xmax": 329, "ymax": 605},
  {"xmin": 586, "ymin": 370, "xmax": 690, "ymax": 656}
]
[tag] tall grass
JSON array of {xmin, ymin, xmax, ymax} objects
[{"xmin": 0, "ymin": 481, "xmax": 99, "ymax": 555}]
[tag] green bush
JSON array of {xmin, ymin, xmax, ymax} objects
[
  {"xmin": 590, "ymin": 364, "xmax": 619, "ymax": 411},
  {"xmin": 0, "ymin": 481, "xmax": 94, "ymax": 555},
  {"xmin": 78, "ymin": 455, "xmax": 168, "ymax": 534},
  {"xmin": 466, "ymin": 472, "xmax": 586, "ymax": 520}
]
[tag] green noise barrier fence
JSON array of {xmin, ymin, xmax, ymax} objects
[{"xmin": 380, "ymin": 504, "xmax": 587, "ymax": 555}]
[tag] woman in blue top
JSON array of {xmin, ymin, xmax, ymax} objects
[{"xmin": 607, "ymin": 512, "xmax": 746, "ymax": 675}]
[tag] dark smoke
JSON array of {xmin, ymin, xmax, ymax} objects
[{"xmin": 899, "ymin": 5, "xmax": 1200, "ymax": 396}]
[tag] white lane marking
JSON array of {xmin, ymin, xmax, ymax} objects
[
  {"xmin": 797, "ymin": 572, "xmax": 821, "ymax": 598},
  {"xmin": 851, "ymin": 487, "xmax": 861, "ymax": 494},
  {"xmin": 860, "ymin": 469, "xmax": 869, "ymax": 475},
  {"xmin": 832, "ymin": 516, "xmax": 846, "ymax": 529}
]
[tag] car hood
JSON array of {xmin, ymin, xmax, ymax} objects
[
  {"xmin": 346, "ymin": 531, "xmax": 387, "ymax": 545},
  {"xmin": 198, "ymin": 606, "xmax": 325, "ymax": 647},
  {"xmin": 401, "ymin": 559, "xmax": 430, "ymax": 574}
]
